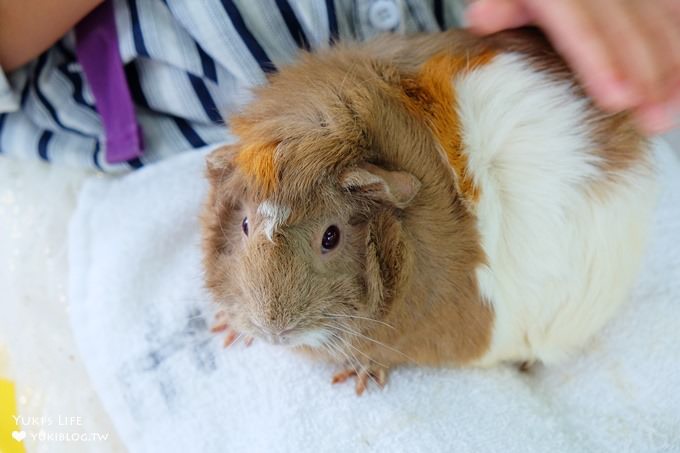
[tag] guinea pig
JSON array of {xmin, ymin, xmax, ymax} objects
[{"xmin": 201, "ymin": 27, "xmax": 657, "ymax": 395}]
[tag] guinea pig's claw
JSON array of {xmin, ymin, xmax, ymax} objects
[
  {"xmin": 223, "ymin": 330, "xmax": 238, "ymax": 347},
  {"xmin": 356, "ymin": 367, "xmax": 388, "ymax": 396},
  {"xmin": 220, "ymin": 330, "xmax": 254, "ymax": 348},
  {"xmin": 332, "ymin": 366, "xmax": 388, "ymax": 396},
  {"xmin": 211, "ymin": 313, "xmax": 254, "ymax": 348},
  {"xmin": 211, "ymin": 321, "xmax": 229, "ymax": 334},
  {"xmin": 211, "ymin": 310, "xmax": 230, "ymax": 333},
  {"xmin": 331, "ymin": 369, "xmax": 356, "ymax": 384},
  {"xmin": 373, "ymin": 368, "xmax": 388, "ymax": 387}
]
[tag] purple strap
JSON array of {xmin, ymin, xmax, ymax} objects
[{"xmin": 75, "ymin": 1, "xmax": 143, "ymax": 164}]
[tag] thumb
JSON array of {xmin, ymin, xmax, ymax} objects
[{"xmin": 466, "ymin": 0, "xmax": 532, "ymax": 34}]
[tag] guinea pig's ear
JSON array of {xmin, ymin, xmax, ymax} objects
[
  {"xmin": 206, "ymin": 144, "xmax": 238, "ymax": 181},
  {"xmin": 341, "ymin": 163, "xmax": 421, "ymax": 208}
]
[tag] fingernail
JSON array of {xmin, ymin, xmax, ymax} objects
[
  {"xmin": 598, "ymin": 78, "xmax": 638, "ymax": 110},
  {"xmin": 636, "ymin": 104, "xmax": 678, "ymax": 135}
]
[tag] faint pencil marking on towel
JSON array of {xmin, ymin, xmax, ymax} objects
[
  {"xmin": 184, "ymin": 307, "xmax": 217, "ymax": 372},
  {"xmin": 158, "ymin": 378, "xmax": 177, "ymax": 403},
  {"xmin": 117, "ymin": 305, "xmax": 219, "ymax": 413},
  {"xmin": 137, "ymin": 306, "xmax": 217, "ymax": 372}
]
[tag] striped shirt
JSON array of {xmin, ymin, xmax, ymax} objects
[{"xmin": 0, "ymin": 0, "xmax": 465, "ymax": 173}]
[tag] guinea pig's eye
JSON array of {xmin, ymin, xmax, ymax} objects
[
  {"xmin": 321, "ymin": 225, "xmax": 340, "ymax": 252},
  {"xmin": 242, "ymin": 217, "xmax": 249, "ymax": 236}
]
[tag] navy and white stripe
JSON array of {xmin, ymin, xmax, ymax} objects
[
  {"xmin": 0, "ymin": 113, "xmax": 6, "ymax": 153},
  {"xmin": 326, "ymin": 0, "xmax": 339, "ymax": 42},
  {"xmin": 0, "ymin": 0, "xmax": 464, "ymax": 172}
]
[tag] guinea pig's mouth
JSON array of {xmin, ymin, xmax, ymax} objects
[
  {"xmin": 250, "ymin": 324, "xmax": 330, "ymax": 348},
  {"xmin": 258, "ymin": 328, "xmax": 295, "ymax": 346}
]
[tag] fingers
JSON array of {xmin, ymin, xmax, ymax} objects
[
  {"xmin": 589, "ymin": 0, "xmax": 655, "ymax": 105},
  {"xmin": 635, "ymin": 78, "xmax": 680, "ymax": 134},
  {"xmin": 623, "ymin": 0, "xmax": 679, "ymax": 102},
  {"xmin": 466, "ymin": 0, "xmax": 680, "ymax": 134},
  {"xmin": 634, "ymin": 103, "xmax": 677, "ymax": 135},
  {"xmin": 466, "ymin": 0, "xmax": 531, "ymax": 33},
  {"xmin": 523, "ymin": 0, "xmax": 637, "ymax": 110},
  {"xmin": 538, "ymin": 0, "xmax": 680, "ymax": 133},
  {"xmin": 630, "ymin": 0, "xmax": 680, "ymax": 133}
]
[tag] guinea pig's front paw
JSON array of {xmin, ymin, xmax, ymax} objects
[
  {"xmin": 210, "ymin": 312, "xmax": 254, "ymax": 348},
  {"xmin": 331, "ymin": 365, "xmax": 389, "ymax": 396}
]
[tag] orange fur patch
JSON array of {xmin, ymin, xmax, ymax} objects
[
  {"xmin": 401, "ymin": 51, "xmax": 496, "ymax": 202},
  {"xmin": 234, "ymin": 142, "xmax": 278, "ymax": 197}
]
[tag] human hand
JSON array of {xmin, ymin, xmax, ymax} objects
[
  {"xmin": 0, "ymin": 0, "xmax": 103, "ymax": 71},
  {"xmin": 465, "ymin": 0, "xmax": 680, "ymax": 134}
]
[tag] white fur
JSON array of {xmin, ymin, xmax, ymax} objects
[
  {"xmin": 290, "ymin": 329, "xmax": 331, "ymax": 348},
  {"xmin": 453, "ymin": 54, "xmax": 658, "ymax": 365},
  {"xmin": 257, "ymin": 200, "xmax": 291, "ymax": 241}
]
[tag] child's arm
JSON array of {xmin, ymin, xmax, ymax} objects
[
  {"xmin": 466, "ymin": 0, "xmax": 680, "ymax": 134},
  {"xmin": 0, "ymin": 0, "xmax": 103, "ymax": 71}
]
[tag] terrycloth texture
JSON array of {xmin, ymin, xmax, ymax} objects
[
  {"xmin": 68, "ymin": 140, "xmax": 680, "ymax": 453},
  {"xmin": 0, "ymin": 156, "xmax": 125, "ymax": 453}
]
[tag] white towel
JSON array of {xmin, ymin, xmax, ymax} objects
[{"xmin": 68, "ymin": 140, "xmax": 680, "ymax": 453}]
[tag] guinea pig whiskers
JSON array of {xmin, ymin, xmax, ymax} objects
[
  {"xmin": 325, "ymin": 313, "xmax": 396, "ymax": 330},
  {"xmin": 327, "ymin": 335, "xmax": 382, "ymax": 391},
  {"xmin": 323, "ymin": 336, "xmax": 357, "ymax": 374},
  {"xmin": 321, "ymin": 323, "xmax": 386, "ymax": 369},
  {"xmin": 331, "ymin": 323, "xmax": 415, "ymax": 363},
  {"xmin": 326, "ymin": 336, "xmax": 373, "ymax": 386},
  {"xmin": 226, "ymin": 332, "xmax": 244, "ymax": 348},
  {"xmin": 327, "ymin": 333, "xmax": 362, "ymax": 368}
]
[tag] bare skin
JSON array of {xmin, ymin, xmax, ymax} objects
[
  {"xmin": 466, "ymin": 0, "xmax": 680, "ymax": 134},
  {"xmin": 0, "ymin": 0, "xmax": 103, "ymax": 71}
]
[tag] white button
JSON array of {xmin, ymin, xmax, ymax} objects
[
  {"xmin": 67, "ymin": 62, "xmax": 82, "ymax": 73},
  {"xmin": 368, "ymin": 0, "xmax": 400, "ymax": 31}
]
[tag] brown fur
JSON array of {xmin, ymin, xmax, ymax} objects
[
  {"xmin": 364, "ymin": 27, "xmax": 647, "ymax": 175},
  {"xmin": 399, "ymin": 50, "xmax": 496, "ymax": 202},
  {"xmin": 234, "ymin": 142, "xmax": 279, "ymax": 198},
  {"xmin": 201, "ymin": 28, "xmax": 645, "ymax": 378}
]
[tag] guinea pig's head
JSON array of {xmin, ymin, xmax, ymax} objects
[
  {"xmin": 201, "ymin": 49, "xmax": 478, "ymax": 352},
  {"xmin": 200, "ymin": 50, "xmax": 437, "ymax": 349},
  {"xmin": 202, "ymin": 139, "xmax": 420, "ymax": 348}
]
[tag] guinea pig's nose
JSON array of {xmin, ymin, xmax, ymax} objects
[
  {"xmin": 278, "ymin": 327, "xmax": 295, "ymax": 337},
  {"xmin": 263, "ymin": 327, "xmax": 296, "ymax": 345}
]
